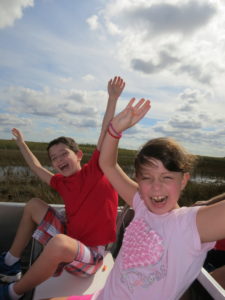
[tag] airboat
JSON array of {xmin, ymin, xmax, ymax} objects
[{"xmin": 1, "ymin": 201, "xmax": 225, "ymax": 300}]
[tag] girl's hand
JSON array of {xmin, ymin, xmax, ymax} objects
[
  {"xmin": 111, "ymin": 98, "xmax": 151, "ymax": 133},
  {"xmin": 11, "ymin": 128, "xmax": 24, "ymax": 144}
]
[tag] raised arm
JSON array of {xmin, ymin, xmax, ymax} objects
[
  {"xmin": 99, "ymin": 98, "xmax": 151, "ymax": 206},
  {"xmin": 97, "ymin": 76, "xmax": 125, "ymax": 151},
  {"xmin": 12, "ymin": 128, "xmax": 53, "ymax": 185},
  {"xmin": 193, "ymin": 193, "xmax": 225, "ymax": 206},
  {"xmin": 197, "ymin": 200, "xmax": 225, "ymax": 243}
]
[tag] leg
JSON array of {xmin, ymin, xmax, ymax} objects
[
  {"xmin": 9, "ymin": 198, "xmax": 48, "ymax": 257},
  {"xmin": 13, "ymin": 234, "xmax": 79, "ymax": 295}
]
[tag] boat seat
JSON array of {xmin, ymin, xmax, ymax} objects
[
  {"xmin": 31, "ymin": 205, "xmax": 130, "ymax": 299},
  {"xmin": 32, "ymin": 251, "xmax": 114, "ymax": 299},
  {"xmin": 31, "ymin": 204, "xmax": 115, "ymax": 299},
  {"xmin": 0, "ymin": 202, "xmax": 25, "ymax": 252}
]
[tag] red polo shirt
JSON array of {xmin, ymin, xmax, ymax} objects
[{"xmin": 50, "ymin": 149, "xmax": 118, "ymax": 247}]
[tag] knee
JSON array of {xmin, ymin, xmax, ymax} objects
[
  {"xmin": 25, "ymin": 198, "xmax": 47, "ymax": 213},
  {"xmin": 45, "ymin": 234, "xmax": 78, "ymax": 262},
  {"xmin": 26, "ymin": 197, "xmax": 42, "ymax": 208}
]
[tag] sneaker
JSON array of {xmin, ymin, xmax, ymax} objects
[
  {"xmin": 0, "ymin": 253, "xmax": 21, "ymax": 283},
  {"xmin": 0, "ymin": 283, "xmax": 11, "ymax": 300}
]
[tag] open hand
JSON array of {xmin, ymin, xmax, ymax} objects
[
  {"xmin": 111, "ymin": 98, "xmax": 151, "ymax": 133},
  {"xmin": 108, "ymin": 76, "xmax": 125, "ymax": 100},
  {"xmin": 11, "ymin": 128, "xmax": 24, "ymax": 144}
]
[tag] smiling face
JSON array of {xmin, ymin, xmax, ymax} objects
[
  {"xmin": 48, "ymin": 143, "xmax": 83, "ymax": 177},
  {"xmin": 136, "ymin": 158, "xmax": 189, "ymax": 215}
]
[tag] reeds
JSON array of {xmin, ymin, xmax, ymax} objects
[{"xmin": 0, "ymin": 139, "xmax": 225, "ymax": 206}]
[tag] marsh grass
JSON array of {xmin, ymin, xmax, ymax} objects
[{"xmin": 0, "ymin": 139, "xmax": 225, "ymax": 206}]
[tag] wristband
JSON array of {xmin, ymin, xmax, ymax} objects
[
  {"xmin": 109, "ymin": 122, "xmax": 122, "ymax": 138},
  {"xmin": 107, "ymin": 128, "xmax": 121, "ymax": 139}
]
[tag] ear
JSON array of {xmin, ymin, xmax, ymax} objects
[
  {"xmin": 76, "ymin": 150, "xmax": 83, "ymax": 161},
  {"xmin": 181, "ymin": 172, "xmax": 190, "ymax": 191}
]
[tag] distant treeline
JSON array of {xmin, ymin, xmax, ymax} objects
[
  {"xmin": 0, "ymin": 139, "xmax": 225, "ymax": 206},
  {"xmin": 1, "ymin": 138, "xmax": 225, "ymax": 176},
  {"xmin": 0, "ymin": 139, "xmax": 136, "ymax": 169}
]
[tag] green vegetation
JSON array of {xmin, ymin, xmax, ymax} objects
[{"xmin": 0, "ymin": 139, "xmax": 225, "ymax": 206}]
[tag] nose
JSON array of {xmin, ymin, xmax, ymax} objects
[
  {"xmin": 54, "ymin": 154, "xmax": 63, "ymax": 164},
  {"xmin": 151, "ymin": 179, "xmax": 162, "ymax": 192}
]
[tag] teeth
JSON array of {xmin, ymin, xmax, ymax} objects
[
  {"xmin": 151, "ymin": 196, "xmax": 166, "ymax": 202},
  {"xmin": 60, "ymin": 164, "xmax": 67, "ymax": 170}
]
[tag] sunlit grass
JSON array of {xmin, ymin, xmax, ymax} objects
[{"xmin": 0, "ymin": 139, "xmax": 225, "ymax": 206}]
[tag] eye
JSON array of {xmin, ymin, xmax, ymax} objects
[
  {"xmin": 163, "ymin": 176, "xmax": 173, "ymax": 180},
  {"xmin": 141, "ymin": 176, "xmax": 153, "ymax": 182}
]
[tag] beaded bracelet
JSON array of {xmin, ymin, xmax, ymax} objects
[
  {"xmin": 107, "ymin": 128, "xmax": 121, "ymax": 139},
  {"xmin": 109, "ymin": 122, "xmax": 122, "ymax": 138}
]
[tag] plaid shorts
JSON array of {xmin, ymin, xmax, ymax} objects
[{"xmin": 32, "ymin": 206, "xmax": 104, "ymax": 277}]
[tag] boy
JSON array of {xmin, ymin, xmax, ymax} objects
[{"xmin": 0, "ymin": 76, "xmax": 125, "ymax": 300}]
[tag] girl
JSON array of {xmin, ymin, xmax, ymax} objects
[{"xmin": 49, "ymin": 98, "xmax": 224, "ymax": 299}]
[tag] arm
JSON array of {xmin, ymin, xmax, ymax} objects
[
  {"xmin": 12, "ymin": 128, "xmax": 53, "ymax": 185},
  {"xmin": 193, "ymin": 193, "xmax": 225, "ymax": 206},
  {"xmin": 197, "ymin": 200, "xmax": 225, "ymax": 243},
  {"xmin": 99, "ymin": 98, "xmax": 151, "ymax": 206},
  {"xmin": 97, "ymin": 76, "xmax": 125, "ymax": 151}
]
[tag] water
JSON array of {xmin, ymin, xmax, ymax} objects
[
  {"xmin": 0, "ymin": 166, "xmax": 53, "ymax": 180},
  {"xmin": 191, "ymin": 175, "xmax": 225, "ymax": 184},
  {"xmin": 1, "ymin": 166, "xmax": 225, "ymax": 185}
]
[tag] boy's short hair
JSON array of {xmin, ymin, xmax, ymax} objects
[
  {"xmin": 47, "ymin": 136, "xmax": 80, "ymax": 154},
  {"xmin": 134, "ymin": 137, "xmax": 197, "ymax": 176}
]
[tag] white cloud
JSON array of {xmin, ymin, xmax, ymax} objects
[
  {"xmin": 97, "ymin": 0, "xmax": 224, "ymax": 88},
  {"xmin": 0, "ymin": 85, "xmax": 108, "ymax": 135},
  {"xmin": 122, "ymin": 1, "xmax": 217, "ymax": 36},
  {"xmin": 105, "ymin": 20, "xmax": 121, "ymax": 35},
  {"xmin": 86, "ymin": 15, "xmax": 99, "ymax": 30},
  {"xmin": 82, "ymin": 74, "xmax": 95, "ymax": 81},
  {"xmin": 0, "ymin": 113, "xmax": 31, "ymax": 126},
  {"xmin": 59, "ymin": 77, "xmax": 73, "ymax": 83},
  {"xmin": 1, "ymin": 0, "xmax": 225, "ymax": 156},
  {"xmin": 0, "ymin": 0, "xmax": 34, "ymax": 29}
]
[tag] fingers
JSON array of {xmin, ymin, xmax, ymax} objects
[
  {"xmin": 127, "ymin": 97, "xmax": 136, "ymax": 108},
  {"xmin": 110, "ymin": 76, "xmax": 125, "ymax": 88},
  {"xmin": 11, "ymin": 128, "xmax": 21, "ymax": 138},
  {"xmin": 128, "ymin": 98, "xmax": 151, "ymax": 124},
  {"xmin": 136, "ymin": 100, "xmax": 151, "ymax": 118},
  {"xmin": 127, "ymin": 98, "xmax": 151, "ymax": 113},
  {"xmin": 11, "ymin": 128, "xmax": 17, "ymax": 136},
  {"xmin": 133, "ymin": 103, "xmax": 150, "ymax": 120},
  {"xmin": 134, "ymin": 98, "xmax": 146, "ymax": 109}
]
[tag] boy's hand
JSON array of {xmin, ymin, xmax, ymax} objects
[
  {"xmin": 108, "ymin": 76, "xmax": 125, "ymax": 100},
  {"xmin": 12, "ymin": 128, "xmax": 24, "ymax": 144},
  {"xmin": 111, "ymin": 98, "xmax": 151, "ymax": 133}
]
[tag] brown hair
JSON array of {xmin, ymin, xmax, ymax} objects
[
  {"xmin": 47, "ymin": 136, "xmax": 79, "ymax": 156},
  {"xmin": 134, "ymin": 137, "xmax": 197, "ymax": 176}
]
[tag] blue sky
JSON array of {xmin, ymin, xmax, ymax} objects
[{"xmin": 1, "ymin": 0, "xmax": 225, "ymax": 157}]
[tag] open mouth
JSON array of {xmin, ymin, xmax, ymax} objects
[
  {"xmin": 151, "ymin": 196, "xmax": 167, "ymax": 203},
  {"xmin": 59, "ymin": 163, "xmax": 69, "ymax": 171}
]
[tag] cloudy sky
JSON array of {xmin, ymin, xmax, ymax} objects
[{"xmin": 0, "ymin": 0, "xmax": 225, "ymax": 157}]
